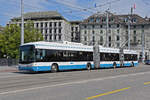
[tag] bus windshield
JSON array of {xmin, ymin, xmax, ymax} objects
[{"xmin": 19, "ymin": 45, "xmax": 35, "ymax": 64}]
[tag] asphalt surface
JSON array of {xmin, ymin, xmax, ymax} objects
[{"xmin": 0, "ymin": 64, "xmax": 150, "ymax": 100}]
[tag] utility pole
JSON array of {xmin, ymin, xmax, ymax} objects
[
  {"xmin": 142, "ymin": 29, "xmax": 145, "ymax": 63},
  {"xmin": 106, "ymin": 10, "xmax": 109, "ymax": 47},
  {"xmin": 93, "ymin": 41, "xmax": 100, "ymax": 69},
  {"xmin": 21, "ymin": 0, "xmax": 24, "ymax": 45},
  {"xmin": 128, "ymin": 16, "xmax": 131, "ymax": 50}
]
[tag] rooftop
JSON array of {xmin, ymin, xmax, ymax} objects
[
  {"xmin": 12, "ymin": 11, "xmax": 66, "ymax": 21},
  {"xmin": 82, "ymin": 12, "xmax": 149, "ymax": 25}
]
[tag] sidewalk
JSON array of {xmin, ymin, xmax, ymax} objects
[{"xmin": 0, "ymin": 66, "xmax": 18, "ymax": 72}]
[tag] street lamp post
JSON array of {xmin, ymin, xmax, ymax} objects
[{"xmin": 21, "ymin": 0, "xmax": 24, "ymax": 45}]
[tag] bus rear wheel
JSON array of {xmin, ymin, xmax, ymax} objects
[
  {"xmin": 131, "ymin": 62, "xmax": 134, "ymax": 67},
  {"xmin": 51, "ymin": 64, "xmax": 58, "ymax": 73},
  {"xmin": 86, "ymin": 63, "xmax": 92, "ymax": 70}
]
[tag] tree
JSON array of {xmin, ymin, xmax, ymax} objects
[{"xmin": 0, "ymin": 22, "xmax": 43, "ymax": 59}]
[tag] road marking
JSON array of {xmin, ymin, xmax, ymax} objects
[
  {"xmin": 0, "ymin": 71, "xmax": 150, "ymax": 95},
  {"xmin": 144, "ymin": 81, "xmax": 150, "ymax": 85},
  {"xmin": 86, "ymin": 87, "xmax": 131, "ymax": 100}
]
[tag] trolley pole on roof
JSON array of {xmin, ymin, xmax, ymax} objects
[{"xmin": 21, "ymin": 0, "xmax": 24, "ymax": 45}]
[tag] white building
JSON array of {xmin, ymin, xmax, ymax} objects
[{"xmin": 9, "ymin": 11, "xmax": 71, "ymax": 42}]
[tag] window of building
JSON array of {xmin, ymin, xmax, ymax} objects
[
  {"xmin": 92, "ymin": 25, "xmax": 95, "ymax": 28},
  {"xmin": 54, "ymin": 22, "xmax": 57, "ymax": 27},
  {"xmin": 45, "ymin": 29, "xmax": 48, "ymax": 34},
  {"xmin": 132, "ymin": 18, "xmax": 136, "ymax": 23},
  {"xmin": 92, "ymin": 30, "xmax": 95, "ymax": 34},
  {"xmin": 100, "ymin": 30, "xmax": 103, "ymax": 34},
  {"xmin": 49, "ymin": 22, "xmax": 52, "ymax": 27},
  {"xmin": 45, "ymin": 35, "xmax": 47, "ymax": 41},
  {"xmin": 58, "ymin": 35, "xmax": 61, "ymax": 40},
  {"xmin": 116, "ymin": 35, "xmax": 120, "ymax": 41},
  {"xmin": 89, "ymin": 18, "xmax": 94, "ymax": 23},
  {"xmin": 84, "ymin": 30, "xmax": 87, "ymax": 34},
  {"xmin": 59, "ymin": 22, "xmax": 61, "ymax": 27},
  {"xmin": 109, "ymin": 24, "xmax": 111, "ymax": 28},
  {"xmin": 100, "ymin": 36, "xmax": 103, "ymax": 42},
  {"xmin": 45, "ymin": 22, "xmax": 48, "ymax": 28},
  {"xmin": 109, "ymin": 29, "xmax": 111, "ymax": 33},
  {"xmin": 100, "ymin": 25, "xmax": 103, "ymax": 28},
  {"xmin": 54, "ymin": 29, "xmax": 57, "ymax": 33},
  {"xmin": 92, "ymin": 36, "xmax": 95, "ymax": 42},
  {"xmin": 102, "ymin": 18, "xmax": 106, "ymax": 22},
  {"xmin": 49, "ymin": 29, "xmax": 52, "ymax": 33},
  {"xmin": 54, "ymin": 35, "xmax": 57, "ymax": 40},
  {"xmin": 59, "ymin": 29, "xmax": 61, "ymax": 33},
  {"xmin": 109, "ymin": 43, "xmax": 111, "ymax": 47},
  {"xmin": 84, "ymin": 25, "xmax": 87, "ymax": 28},
  {"xmin": 41, "ymin": 23, "xmax": 43, "ymax": 28},
  {"xmin": 71, "ymin": 27, "xmax": 74, "ymax": 31},
  {"xmin": 36, "ymin": 23, "xmax": 39, "ymax": 28},
  {"xmin": 49, "ymin": 35, "xmax": 52, "ymax": 40},
  {"xmin": 75, "ymin": 27, "xmax": 78, "ymax": 31},
  {"xmin": 109, "ymin": 36, "xmax": 111, "ymax": 42},
  {"xmin": 133, "ymin": 25, "xmax": 136, "ymax": 29},
  {"xmin": 71, "ymin": 32, "xmax": 73, "ymax": 37},
  {"xmin": 117, "ymin": 29, "xmax": 119, "ymax": 34},
  {"xmin": 96, "ymin": 18, "xmax": 100, "ymax": 23},
  {"xmin": 117, "ymin": 43, "xmax": 120, "ymax": 47},
  {"xmin": 133, "ymin": 30, "xmax": 136, "ymax": 35},
  {"xmin": 117, "ymin": 24, "xmax": 120, "ymax": 28},
  {"xmin": 133, "ymin": 36, "xmax": 136, "ymax": 42},
  {"xmin": 84, "ymin": 36, "xmax": 87, "ymax": 41}
]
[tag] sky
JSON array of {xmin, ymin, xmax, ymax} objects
[{"xmin": 0, "ymin": 0, "xmax": 150, "ymax": 26}]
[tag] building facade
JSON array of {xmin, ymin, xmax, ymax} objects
[
  {"xmin": 80, "ymin": 12, "xmax": 150, "ymax": 59},
  {"xmin": 9, "ymin": 11, "xmax": 71, "ymax": 42},
  {"xmin": 70, "ymin": 21, "xmax": 81, "ymax": 42}
]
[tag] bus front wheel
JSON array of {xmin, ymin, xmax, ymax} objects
[
  {"xmin": 51, "ymin": 64, "xmax": 58, "ymax": 73},
  {"xmin": 86, "ymin": 63, "xmax": 92, "ymax": 70}
]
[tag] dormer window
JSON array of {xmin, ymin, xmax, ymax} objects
[
  {"xmin": 132, "ymin": 18, "xmax": 137, "ymax": 23},
  {"xmin": 89, "ymin": 18, "xmax": 94, "ymax": 23},
  {"xmin": 124, "ymin": 18, "xmax": 128, "ymax": 22},
  {"xmin": 96, "ymin": 18, "xmax": 100, "ymax": 23}
]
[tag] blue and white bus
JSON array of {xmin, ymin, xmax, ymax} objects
[{"xmin": 18, "ymin": 41, "xmax": 138, "ymax": 72}]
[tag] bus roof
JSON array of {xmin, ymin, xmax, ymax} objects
[{"xmin": 21, "ymin": 41, "xmax": 138, "ymax": 54}]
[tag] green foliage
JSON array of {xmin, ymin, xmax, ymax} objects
[{"xmin": 0, "ymin": 21, "xmax": 43, "ymax": 58}]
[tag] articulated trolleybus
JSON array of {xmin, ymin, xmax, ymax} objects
[{"xmin": 19, "ymin": 41, "xmax": 138, "ymax": 72}]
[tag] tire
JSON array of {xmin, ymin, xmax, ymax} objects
[
  {"xmin": 113, "ymin": 63, "xmax": 117, "ymax": 69},
  {"xmin": 86, "ymin": 63, "xmax": 92, "ymax": 70},
  {"xmin": 131, "ymin": 62, "xmax": 134, "ymax": 67},
  {"xmin": 51, "ymin": 64, "xmax": 58, "ymax": 73}
]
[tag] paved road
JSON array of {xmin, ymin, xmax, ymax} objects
[{"xmin": 0, "ymin": 64, "xmax": 150, "ymax": 100}]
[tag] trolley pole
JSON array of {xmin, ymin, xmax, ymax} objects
[{"xmin": 21, "ymin": 0, "xmax": 24, "ymax": 45}]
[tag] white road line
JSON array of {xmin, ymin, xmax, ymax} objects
[{"xmin": 0, "ymin": 71, "xmax": 150, "ymax": 95}]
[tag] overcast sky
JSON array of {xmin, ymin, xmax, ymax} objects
[{"xmin": 0, "ymin": 0, "xmax": 150, "ymax": 26}]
